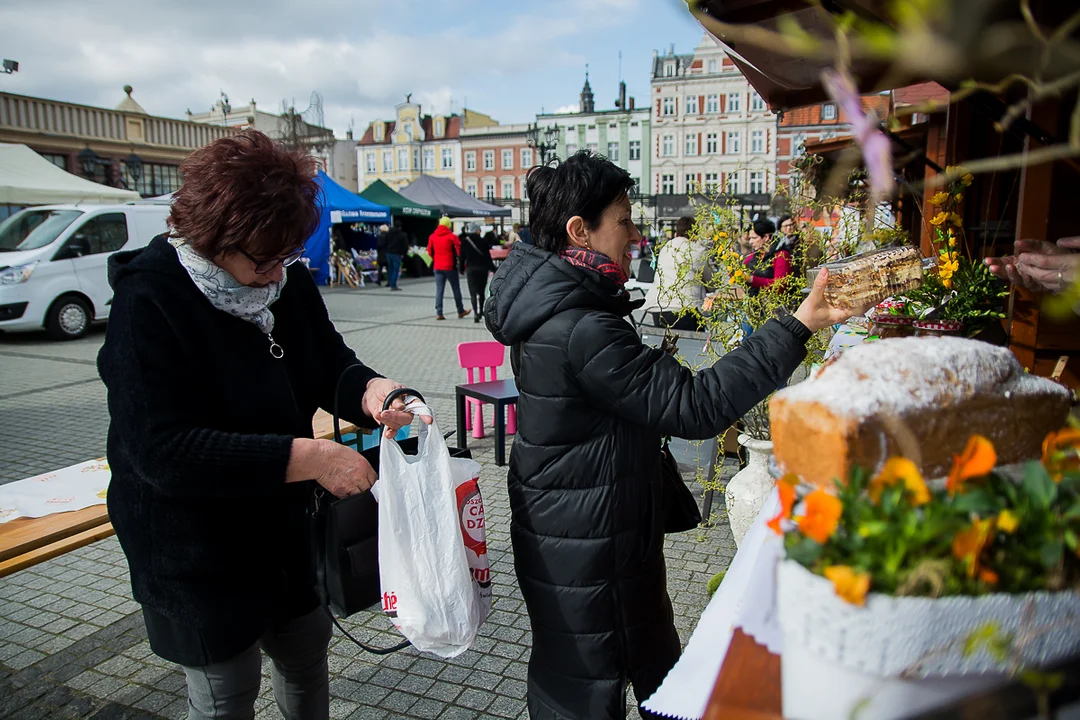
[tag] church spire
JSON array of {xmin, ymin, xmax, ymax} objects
[{"xmin": 580, "ymin": 65, "xmax": 595, "ymax": 114}]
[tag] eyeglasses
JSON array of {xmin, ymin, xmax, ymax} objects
[{"xmin": 239, "ymin": 247, "xmax": 305, "ymax": 274}]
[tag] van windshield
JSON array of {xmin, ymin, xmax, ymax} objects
[{"xmin": 0, "ymin": 209, "xmax": 84, "ymax": 252}]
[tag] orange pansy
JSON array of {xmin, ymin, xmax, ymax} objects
[
  {"xmin": 946, "ymin": 435, "xmax": 997, "ymax": 496},
  {"xmin": 868, "ymin": 458, "xmax": 930, "ymax": 506},
  {"xmin": 824, "ymin": 565, "xmax": 871, "ymax": 606},
  {"xmin": 1041, "ymin": 428, "xmax": 1080, "ymax": 482},
  {"xmin": 952, "ymin": 517, "xmax": 996, "ymax": 578},
  {"xmin": 767, "ymin": 475, "xmax": 798, "ymax": 535},
  {"xmin": 978, "ymin": 567, "xmax": 999, "ymax": 586},
  {"xmin": 797, "ymin": 489, "xmax": 843, "ymax": 544}
]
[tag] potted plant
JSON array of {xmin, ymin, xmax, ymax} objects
[{"xmin": 768, "ymin": 425, "xmax": 1080, "ymax": 719}]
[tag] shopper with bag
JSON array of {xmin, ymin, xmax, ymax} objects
[
  {"xmin": 483, "ymin": 151, "xmax": 872, "ymax": 720},
  {"xmin": 97, "ymin": 130, "xmax": 428, "ymax": 720},
  {"xmin": 428, "ymin": 216, "xmax": 470, "ymax": 320},
  {"xmin": 460, "ymin": 223, "xmax": 496, "ymax": 323}
]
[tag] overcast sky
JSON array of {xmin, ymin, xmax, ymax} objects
[{"xmin": 0, "ymin": 0, "xmax": 706, "ymax": 137}]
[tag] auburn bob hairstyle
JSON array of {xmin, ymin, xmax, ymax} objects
[{"xmin": 168, "ymin": 130, "xmax": 320, "ymax": 259}]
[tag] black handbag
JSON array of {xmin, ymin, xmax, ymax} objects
[
  {"xmin": 657, "ymin": 333, "xmax": 702, "ymax": 533},
  {"xmin": 310, "ymin": 384, "xmax": 471, "ymax": 653}
]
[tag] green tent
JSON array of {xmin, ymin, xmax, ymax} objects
[{"xmin": 359, "ymin": 179, "xmax": 437, "ymax": 219}]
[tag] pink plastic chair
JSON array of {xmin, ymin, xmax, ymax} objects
[{"xmin": 457, "ymin": 341, "xmax": 517, "ymax": 439}]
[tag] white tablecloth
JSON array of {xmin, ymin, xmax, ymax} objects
[{"xmin": 0, "ymin": 458, "xmax": 111, "ymax": 524}]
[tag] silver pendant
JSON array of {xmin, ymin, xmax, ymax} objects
[{"xmin": 267, "ymin": 333, "xmax": 284, "ymax": 359}]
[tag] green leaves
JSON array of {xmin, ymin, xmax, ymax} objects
[
  {"xmin": 1024, "ymin": 462, "xmax": 1058, "ymax": 510},
  {"xmin": 952, "ymin": 489, "xmax": 997, "ymax": 515}
]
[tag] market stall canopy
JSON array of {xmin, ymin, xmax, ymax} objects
[
  {"xmin": 359, "ymin": 179, "xmax": 437, "ymax": 219},
  {"xmin": 398, "ymin": 175, "xmax": 511, "ymax": 218},
  {"xmin": 0, "ymin": 143, "xmax": 140, "ymax": 205},
  {"xmin": 316, "ymin": 171, "xmax": 390, "ymax": 224}
]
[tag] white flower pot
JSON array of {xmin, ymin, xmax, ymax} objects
[
  {"xmin": 777, "ymin": 559, "xmax": 1080, "ymax": 720},
  {"xmin": 724, "ymin": 435, "xmax": 774, "ymax": 547}
]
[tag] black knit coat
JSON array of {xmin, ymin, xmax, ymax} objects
[
  {"xmin": 97, "ymin": 236, "xmax": 379, "ymax": 662},
  {"xmin": 483, "ymin": 244, "xmax": 810, "ymax": 719}
]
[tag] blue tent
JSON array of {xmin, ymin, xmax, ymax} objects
[{"xmin": 304, "ymin": 171, "xmax": 391, "ymax": 284}]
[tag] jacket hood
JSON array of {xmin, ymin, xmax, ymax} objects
[
  {"xmin": 484, "ymin": 244, "xmax": 641, "ymax": 345},
  {"xmin": 108, "ymin": 234, "xmax": 186, "ymax": 290},
  {"xmin": 430, "ymin": 225, "xmax": 456, "ymax": 240}
]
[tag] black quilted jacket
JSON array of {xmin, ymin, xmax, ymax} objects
[{"xmin": 484, "ymin": 244, "xmax": 810, "ymax": 719}]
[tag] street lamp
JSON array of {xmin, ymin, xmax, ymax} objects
[
  {"xmin": 125, "ymin": 152, "xmax": 143, "ymax": 192},
  {"xmin": 1, "ymin": 59, "xmax": 18, "ymax": 75},
  {"xmin": 526, "ymin": 123, "xmax": 560, "ymax": 165},
  {"xmin": 78, "ymin": 148, "xmax": 100, "ymax": 180}
]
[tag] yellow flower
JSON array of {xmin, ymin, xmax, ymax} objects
[
  {"xmin": 948, "ymin": 230, "xmax": 957, "ymax": 248},
  {"xmin": 952, "ymin": 518, "xmax": 995, "ymax": 578},
  {"xmin": 930, "ymin": 212, "xmax": 949, "ymax": 226},
  {"xmin": 868, "ymin": 458, "xmax": 930, "ymax": 506},
  {"xmin": 824, "ymin": 566, "xmax": 871, "ymax": 607},
  {"xmin": 717, "ymin": 231, "xmax": 728, "ymax": 239},
  {"xmin": 962, "ymin": 173, "xmax": 974, "ymax": 186},
  {"xmin": 947, "ymin": 435, "xmax": 997, "ymax": 496},
  {"xmin": 930, "ymin": 191, "xmax": 950, "ymax": 206},
  {"xmin": 942, "ymin": 276, "xmax": 953, "ymax": 289},
  {"xmin": 997, "ymin": 510, "xmax": 1019, "ymax": 534},
  {"xmin": 954, "ymin": 193, "xmax": 964, "ymax": 203},
  {"xmin": 797, "ymin": 489, "xmax": 843, "ymax": 544},
  {"xmin": 949, "ymin": 213, "xmax": 963, "ymax": 227}
]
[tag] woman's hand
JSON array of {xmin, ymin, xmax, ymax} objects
[
  {"xmin": 362, "ymin": 377, "xmax": 434, "ymax": 439},
  {"xmin": 793, "ymin": 267, "xmax": 874, "ymax": 333},
  {"xmin": 287, "ymin": 438, "xmax": 377, "ymax": 497},
  {"xmin": 985, "ymin": 238, "xmax": 1080, "ymax": 293}
]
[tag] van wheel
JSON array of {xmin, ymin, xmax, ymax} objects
[{"xmin": 46, "ymin": 296, "xmax": 92, "ymax": 340}]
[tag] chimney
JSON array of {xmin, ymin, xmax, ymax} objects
[
  {"xmin": 619, "ymin": 81, "xmax": 627, "ymax": 113},
  {"xmin": 629, "ymin": 97, "xmax": 636, "ymax": 110},
  {"xmin": 346, "ymin": 129, "xmax": 353, "ymax": 140}
]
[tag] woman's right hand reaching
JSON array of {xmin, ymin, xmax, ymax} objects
[
  {"xmin": 287, "ymin": 438, "xmax": 377, "ymax": 497},
  {"xmin": 793, "ymin": 267, "xmax": 874, "ymax": 333}
]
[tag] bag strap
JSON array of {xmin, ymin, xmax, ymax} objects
[{"xmin": 324, "ymin": 369, "xmax": 418, "ymax": 654}]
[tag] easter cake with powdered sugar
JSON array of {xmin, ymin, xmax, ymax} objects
[{"xmin": 769, "ymin": 336, "xmax": 1071, "ymax": 486}]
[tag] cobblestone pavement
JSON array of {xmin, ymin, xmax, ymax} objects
[{"xmin": 0, "ymin": 276, "xmax": 739, "ymax": 719}]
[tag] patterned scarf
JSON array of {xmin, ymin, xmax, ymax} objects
[
  {"xmin": 559, "ymin": 246, "xmax": 629, "ymax": 286},
  {"xmin": 169, "ymin": 238, "xmax": 285, "ymax": 334}
]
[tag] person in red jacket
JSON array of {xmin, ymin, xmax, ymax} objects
[
  {"xmin": 744, "ymin": 219, "xmax": 792, "ymax": 296},
  {"xmin": 427, "ymin": 217, "xmax": 470, "ymax": 320}
]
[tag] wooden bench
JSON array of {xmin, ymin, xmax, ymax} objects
[{"xmin": 0, "ymin": 410, "xmax": 365, "ymax": 578}]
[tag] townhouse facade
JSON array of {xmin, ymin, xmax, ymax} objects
[{"xmin": 459, "ymin": 123, "xmax": 531, "ymax": 223}]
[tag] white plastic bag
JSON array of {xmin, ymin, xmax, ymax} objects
[{"xmin": 372, "ymin": 415, "xmax": 490, "ymax": 658}]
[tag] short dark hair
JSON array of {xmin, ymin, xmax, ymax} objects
[
  {"xmin": 526, "ymin": 151, "xmax": 635, "ymax": 253},
  {"xmin": 778, "ymin": 215, "xmax": 793, "ymax": 228},
  {"xmin": 169, "ymin": 130, "xmax": 319, "ymax": 258},
  {"xmin": 753, "ymin": 219, "xmax": 776, "ymax": 238},
  {"xmin": 675, "ymin": 216, "xmax": 694, "ymax": 237}
]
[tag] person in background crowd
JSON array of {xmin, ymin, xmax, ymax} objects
[
  {"xmin": 507, "ymin": 223, "xmax": 522, "ymax": 246},
  {"xmin": 383, "ymin": 221, "xmax": 408, "ymax": 291},
  {"xmin": 461, "ymin": 222, "xmax": 497, "ymax": 323},
  {"xmin": 736, "ymin": 227, "xmax": 754, "ymax": 258},
  {"xmin": 483, "ymin": 150, "xmax": 870, "ymax": 720},
  {"xmin": 374, "ymin": 224, "xmax": 388, "ymax": 286},
  {"xmin": 776, "ymin": 215, "xmax": 797, "ymax": 252},
  {"xmin": 428, "ymin": 217, "xmax": 470, "ymax": 320},
  {"xmin": 642, "ymin": 215, "xmax": 713, "ymax": 330},
  {"xmin": 519, "ymin": 225, "xmax": 534, "ymax": 246},
  {"xmin": 744, "ymin": 219, "xmax": 792, "ymax": 296},
  {"xmin": 985, "ymin": 236, "xmax": 1080, "ymax": 295},
  {"xmin": 97, "ymin": 130, "xmax": 427, "ymax": 720}
]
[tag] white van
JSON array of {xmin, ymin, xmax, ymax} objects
[{"xmin": 0, "ymin": 203, "xmax": 170, "ymax": 339}]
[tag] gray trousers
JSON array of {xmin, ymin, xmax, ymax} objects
[{"xmin": 181, "ymin": 606, "xmax": 332, "ymax": 720}]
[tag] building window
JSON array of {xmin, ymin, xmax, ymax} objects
[
  {"xmin": 629, "ymin": 140, "xmax": 641, "ymax": 161},
  {"xmin": 125, "ymin": 162, "xmax": 181, "ymax": 197},
  {"xmin": 366, "ymin": 152, "xmax": 376, "ymax": 174},
  {"xmin": 685, "ymin": 135, "xmax": 698, "ymax": 156},
  {"xmin": 750, "ymin": 92, "xmax": 766, "ymax": 112},
  {"xmin": 587, "ymin": 124, "xmax": 596, "ymax": 130},
  {"xmin": 484, "ymin": 181, "xmax": 495, "ymax": 200},
  {"xmin": 465, "ymin": 151, "xmax": 476, "ymax": 171},
  {"xmin": 751, "ymin": 130, "xmax": 764, "ymax": 154},
  {"xmin": 822, "ymin": 103, "xmax": 837, "ymax": 120},
  {"xmin": 750, "ymin": 171, "xmax": 765, "ymax": 194},
  {"xmin": 728, "ymin": 172, "xmax": 740, "ymax": 195},
  {"xmin": 502, "ymin": 149, "xmax": 514, "ymax": 170},
  {"xmin": 609, "ymin": 123, "xmax": 617, "ymax": 129},
  {"xmin": 424, "ymin": 147, "xmax": 435, "ymax": 170},
  {"xmin": 727, "ymin": 131, "xmax": 741, "ymax": 154},
  {"xmin": 502, "ymin": 180, "xmax": 514, "ymax": 199},
  {"xmin": 662, "ymin": 97, "xmax": 675, "ymax": 115},
  {"xmin": 382, "ymin": 151, "xmax": 393, "ymax": 173},
  {"xmin": 374, "ymin": 124, "xmax": 384, "ymax": 142},
  {"xmin": 706, "ymin": 94, "xmax": 719, "ymax": 114},
  {"xmin": 727, "ymin": 92, "xmax": 741, "ymax": 113},
  {"xmin": 661, "ymin": 174, "xmax": 675, "ymax": 194},
  {"xmin": 521, "ymin": 148, "xmax": 533, "ymax": 167},
  {"xmin": 705, "ymin": 172, "xmax": 719, "ymax": 193},
  {"xmin": 403, "ymin": 121, "xmax": 413, "ymax": 139},
  {"xmin": 566, "ymin": 143, "xmax": 578, "ymax": 155},
  {"xmin": 435, "ymin": 119, "xmax": 444, "ymax": 136},
  {"xmin": 587, "ymin": 142, "xmax": 597, "ymax": 154},
  {"xmin": 708, "ymin": 59, "xmax": 717, "ymax": 73},
  {"xmin": 466, "ymin": 181, "xmax": 477, "ymax": 197},
  {"xmin": 793, "ymin": 132, "xmax": 806, "ymax": 156},
  {"xmin": 38, "ymin": 152, "xmax": 66, "ymax": 170},
  {"xmin": 686, "ymin": 95, "xmax": 699, "ymax": 115},
  {"xmin": 483, "ymin": 150, "xmax": 495, "ymax": 171},
  {"xmin": 685, "ymin": 174, "xmax": 698, "ymax": 193},
  {"xmin": 665, "ymin": 62, "xmax": 675, "ymax": 77},
  {"xmin": 706, "ymin": 133, "xmax": 718, "ymax": 154},
  {"xmin": 441, "ymin": 147, "xmax": 454, "ymax": 169},
  {"xmin": 521, "ymin": 177, "xmax": 529, "ymax": 200},
  {"xmin": 607, "ymin": 142, "xmax": 620, "ymax": 162},
  {"xmin": 662, "ymin": 135, "xmax": 674, "ymax": 157},
  {"xmin": 397, "ymin": 148, "xmax": 409, "ymax": 172},
  {"xmin": 413, "ymin": 147, "xmax": 420, "ymax": 171}
]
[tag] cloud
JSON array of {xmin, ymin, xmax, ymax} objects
[{"xmin": 554, "ymin": 104, "xmax": 580, "ymax": 114}]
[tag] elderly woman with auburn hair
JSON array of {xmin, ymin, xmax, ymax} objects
[{"xmin": 97, "ymin": 130, "xmax": 424, "ymax": 719}]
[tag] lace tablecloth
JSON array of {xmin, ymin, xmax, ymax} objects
[{"xmin": 0, "ymin": 458, "xmax": 110, "ymax": 524}]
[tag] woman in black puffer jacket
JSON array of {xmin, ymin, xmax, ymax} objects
[{"xmin": 484, "ymin": 151, "xmax": 868, "ymax": 720}]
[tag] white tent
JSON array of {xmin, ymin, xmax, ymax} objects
[{"xmin": 0, "ymin": 143, "xmax": 140, "ymax": 205}]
